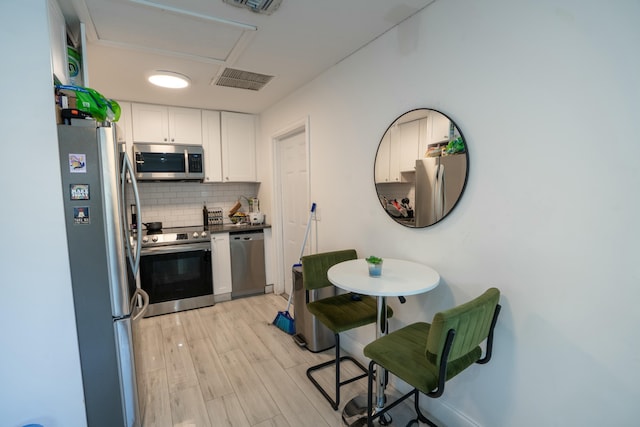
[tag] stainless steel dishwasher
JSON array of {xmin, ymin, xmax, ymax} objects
[{"xmin": 230, "ymin": 230, "xmax": 266, "ymax": 298}]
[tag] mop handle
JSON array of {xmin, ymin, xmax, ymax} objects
[
  {"xmin": 298, "ymin": 203, "xmax": 317, "ymax": 263},
  {"xmin": 288, "ymin": 203, "xmax": 316, "ymax": 311}
]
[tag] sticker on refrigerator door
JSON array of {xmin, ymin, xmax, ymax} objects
[
  {"xmin": 70, "ymin": 184, "xmax": 90, "ymax": 200},
  {"xmin": 68, "ymin": 153, "xmax": 87, "ymax": 173},
  {"xmin": 73, "ymin": 207, "xmax": 90, "ymax": 224}
]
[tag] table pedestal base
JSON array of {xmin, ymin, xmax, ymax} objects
[{"xmin": 342, "ymin": 394, "xmax": 392, "ymax": 426}]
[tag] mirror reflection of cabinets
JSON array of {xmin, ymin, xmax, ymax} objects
[{"xmin": 374, "ymin": 109, "xmax": 468, "ymax": 228}]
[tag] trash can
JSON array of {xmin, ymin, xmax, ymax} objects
[{"xmin": 292, "ymin": 265, "xmax": 336, "ymax": 352}]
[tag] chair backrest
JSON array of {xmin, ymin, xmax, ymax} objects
[
  {"xmin": 301, "ymin": 249, "xmax": 358, "ymax": 290},
  {"xmin": 425, "ymin": 287, "xmax": 500, "ymax": 369}
]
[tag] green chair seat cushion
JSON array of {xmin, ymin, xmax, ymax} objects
[
  {"xmin": 363, "ymin": 322, "xmax": 481, "ymax": 395},
  {"xmin": 307, "ymin": 293, "xmax": 393, "ymax": 334}
]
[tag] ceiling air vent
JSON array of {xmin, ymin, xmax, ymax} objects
[
  {"xmin": 214, "ymin": 68, "xmax": 274, "ymax": 91},
  {"xmin": 222, "ymin": 0, "xmax": 283, "ymax": 15}
]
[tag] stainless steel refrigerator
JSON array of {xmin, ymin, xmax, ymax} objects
[
  {"xmin": 57, "ymin": 122, "xmax": 146, "ymax": 427},
  {"xmin": 415, "ymin": 154, "xmax": 467, "ymax": 226}
]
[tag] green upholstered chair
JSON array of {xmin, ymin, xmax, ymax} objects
[
  {"xmin": 363, "ymin": 287, "xmax": 501, "ymax": 426},
  {"xmin": 302, "ymin": 249, "xmax": 393, "ymax": 410}
]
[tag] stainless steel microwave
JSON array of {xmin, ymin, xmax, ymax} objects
[{"xmin": 133, "ymin": 144, "xmax": 204, "ymax": 181}]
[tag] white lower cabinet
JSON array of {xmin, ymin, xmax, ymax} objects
[{"xmin": 211, "ymin": 232, "xmax": 232, "ymax": 295}]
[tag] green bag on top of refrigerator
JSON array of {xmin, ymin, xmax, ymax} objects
[{"xmin": 55, "ymin": 84, "xmax": 121, "ymax": 122}]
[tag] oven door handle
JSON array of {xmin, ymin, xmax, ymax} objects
[{"xmin": 140, "ymin": 242, "xmax": 211, "ymax": 255}]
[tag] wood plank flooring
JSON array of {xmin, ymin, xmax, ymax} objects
[{"xmin": 134, "ymin": 293, "xmax": 428, "ymax": 427}]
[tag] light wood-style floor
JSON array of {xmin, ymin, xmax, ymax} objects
[{"xmin": 134, "ymin": 293, "xmax": 427, "ymax": 427}]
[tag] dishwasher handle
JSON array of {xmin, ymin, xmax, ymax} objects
[{"xmin": 230, "ymin": 231, "xmax": 264, "ymax": 241}]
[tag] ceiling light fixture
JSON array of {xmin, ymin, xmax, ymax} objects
[{"xmin": 148, "ymin": 71, "xmax": 191, "ymax": 89}]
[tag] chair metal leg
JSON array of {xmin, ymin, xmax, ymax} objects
[
  {"xmin": 366, "ymin": 360, "xmax": 417, "ymax": 427},
  {"xmin": 306, "ymin": 333, "xmax": 368, "ymax": 410},
  {"xmin": 414, "ymin": 389, "xmax": 438, "ymax": 427}
]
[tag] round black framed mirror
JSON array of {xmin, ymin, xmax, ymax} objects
[{"xmin": 374, "ymin": 109, "xmax": 468, "ymax": 228}]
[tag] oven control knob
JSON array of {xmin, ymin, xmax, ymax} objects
[
  {"xmin": 151, "ymin": 235, "xmax": 158, "ymax": 242},
  {"xmin": 192, "ymin": 232, "xmax": 200, "ymax": 238},
  {"xmin": 200, "ymin": 231, "xmax": 208, "ymax": 238},
  {"xmin": 142, "ymin": 236, "xmax": 149, "ymax": 243}
]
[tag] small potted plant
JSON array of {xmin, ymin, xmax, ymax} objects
[{"xmin": 366, "ymin": 255, "xmax": 383, "ymax": 277}]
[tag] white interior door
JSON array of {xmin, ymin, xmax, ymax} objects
[{"xmin": 276, "ymin": 128, "xmax": 309, "ymax": 297}]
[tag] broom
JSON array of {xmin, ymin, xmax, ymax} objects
[{"xmin": 273, "ymin": 203, "xmax": 316, "ymax": 334}]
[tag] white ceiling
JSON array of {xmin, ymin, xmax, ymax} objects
[{"xmin": 57, "ymin": 0, "xmax": 434, "ymax": 114}]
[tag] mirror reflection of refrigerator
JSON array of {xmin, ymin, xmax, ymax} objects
[{"xmin": 415, "ymin": 154, "xmax": 467, "ymax": 226}]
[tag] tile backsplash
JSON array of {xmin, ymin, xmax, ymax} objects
[{"xmin": 126, "ymin": 181, "xmax": 260, "ymax": 228}]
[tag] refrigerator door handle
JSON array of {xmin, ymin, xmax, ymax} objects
[
  {"xmin": 130, "ymin": 288, "xmax": 149, "ymax": 321},
  {"xmin": 121, "ymin": 153, "xmax": 142, "ymax": 276},
  {"xmin": 437, "ymin": 164, "xmax": 446, "ymax": 219},
  {"xmin": 113, "ymin": 317, "xmax": 141, "ymax": 427}
]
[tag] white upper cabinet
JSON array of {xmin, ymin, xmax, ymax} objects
[
  {"xmin": 374, "ymin": 131, "xmax": 391, "ymax": 183},
  {"xmin": 376, "ymin": 125, "xmax": 411, "ymax": 183},
  {"xmin": 115, "ymin": 101, "xmax": 133, "ymax": 163},
  {"xmin": 131, "ymin": 103, "xmax": 202, "ymax": 145},
  {"xmin": 128, "ymin": 105, "xmax": 257, "ymax": 182},
  {"xmin": 221, "ymin": 112, "xmax": 257, "ymax": 182},
  {"xmin": 169, "ymin": 107, "xmax": 203, "ymax": 145},
  {"xmin": 429, "ymin": 112, "xmax": 451, "ymax": 144},
  {"xmin": 418, "ymin": 112, "xmax": 451, "ymax": 157},
  {"xmin": 48, "ymin": 0, "xmax": 68, "ymax": 84},
  {"xmin": 398, "ymin": 119, "xmax": 421, "ymax": 172},
  {"xmin": 115, "ymin": 101, "xmax": 132, "ymax": 143},
  {"xmin": 131, "ymin": 103, "xmax": 167, "ymax": 142},
  {"xmin": 202, "ymin": 110, "xmax": 223, "ymax": 183}
]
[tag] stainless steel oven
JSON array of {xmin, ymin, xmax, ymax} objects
[{"xmin": 138, "ymin": 226, "xmax": 213, "ymax": 317}]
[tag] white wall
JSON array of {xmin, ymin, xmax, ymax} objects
[
  {"xmin": 0, "ymin": 1, "xmax": 87, "ymax": 426},
  {"xmin": 259, "ymin": 0, "xmax": 640, "ymax": 425}
]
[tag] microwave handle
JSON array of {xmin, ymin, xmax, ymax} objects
[{"xmin": 184, "ymin": 148, "xmax": 188, "ymax": 172}]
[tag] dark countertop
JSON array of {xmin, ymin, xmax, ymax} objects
[{"xmin": 206, "ymin": 223, "xmax": 272, "ymax": 234}]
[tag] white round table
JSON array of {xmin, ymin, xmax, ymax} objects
[
  {"xmin": 327, "ymin": 258, "xmax": 440, "ymax": 426},
  {"xmin": 328, "ymin": 258, "xmax": 440, "ymax": 298}
]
